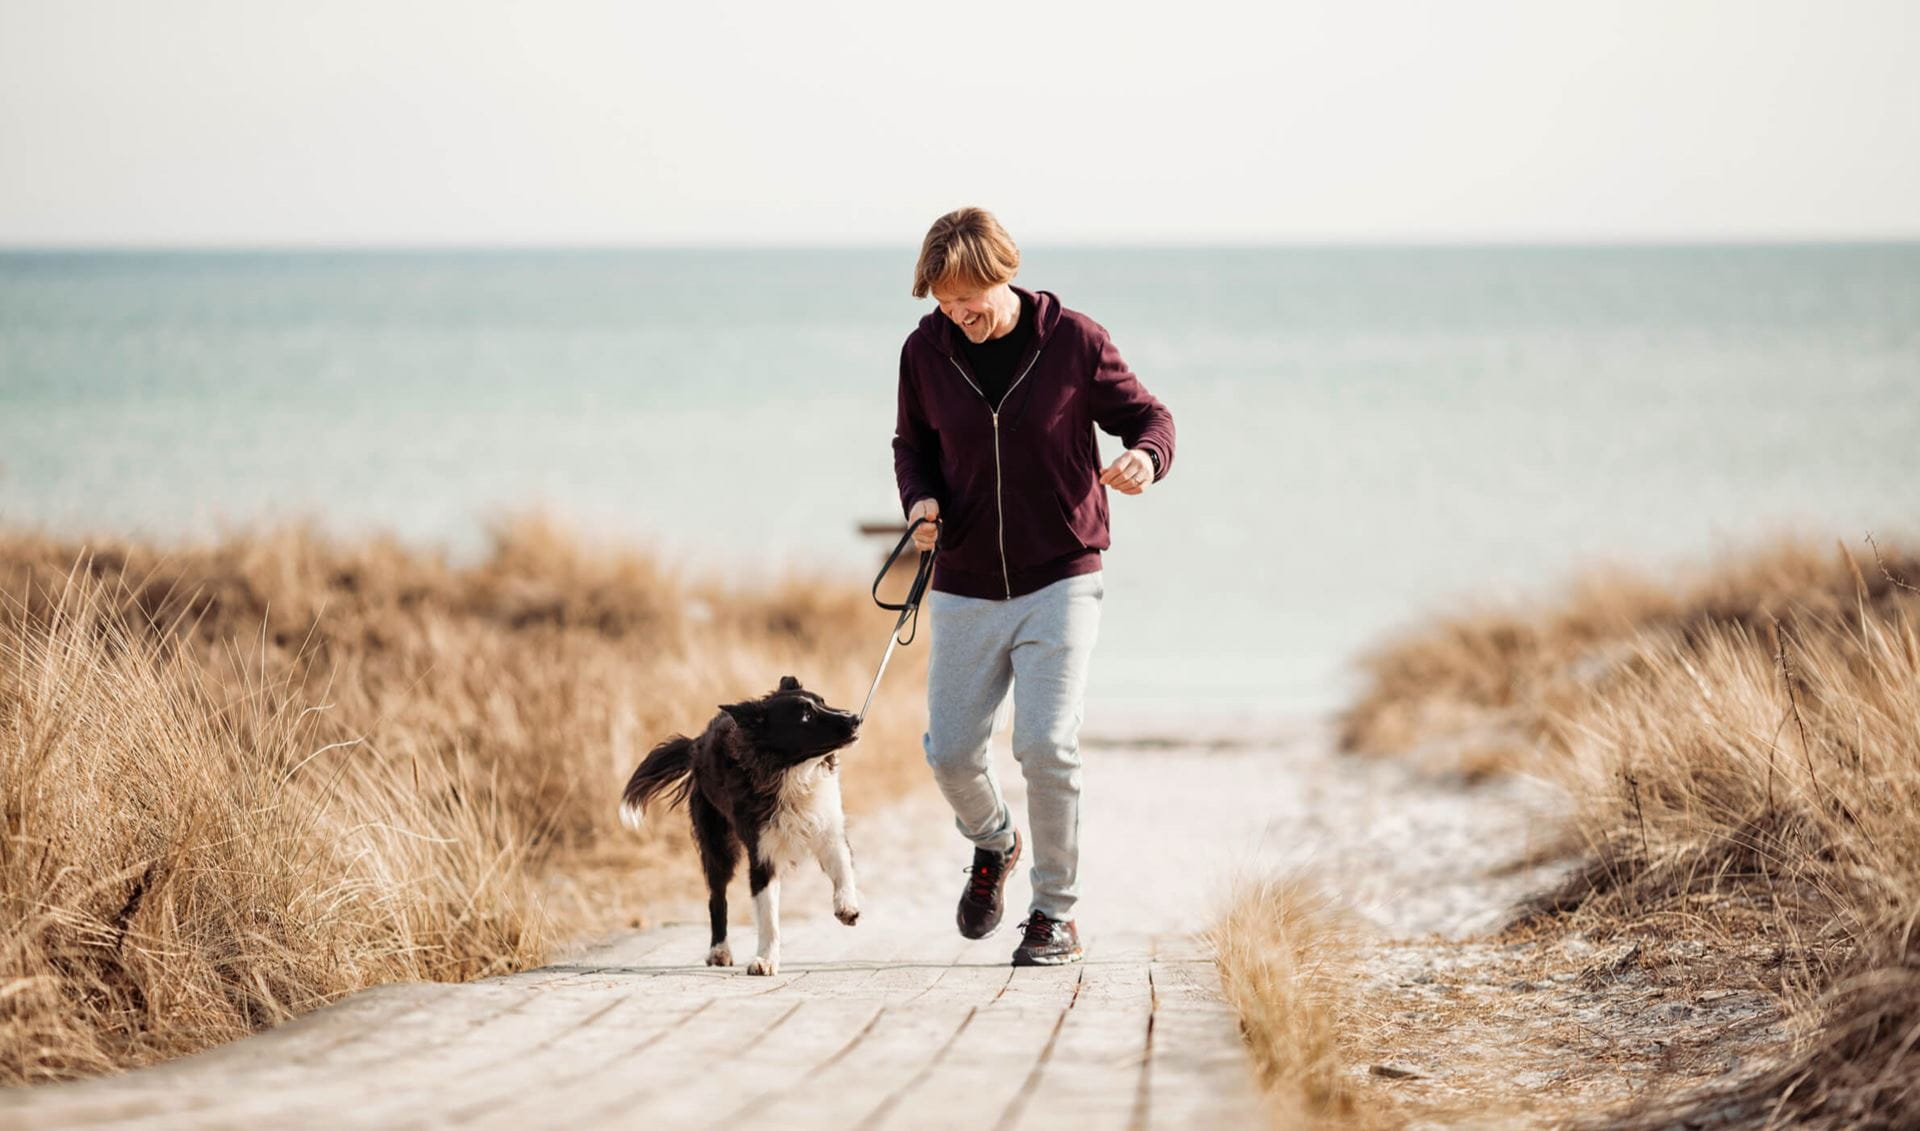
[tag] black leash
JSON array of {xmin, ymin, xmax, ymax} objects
[{"xmin": 860, "ymin": 517, "xmax": 938, "ymax": 722}]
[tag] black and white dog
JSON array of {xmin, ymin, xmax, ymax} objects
[{"xmin": 619, "ymin": 676, "xmax": 861, "ymax": 975}]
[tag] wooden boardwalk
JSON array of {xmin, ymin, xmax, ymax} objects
[
  {"xmin": 6, "ymin": 719, "xmax": 1553, "ymax": 1131},
  {"xmin": 0, "ymin": 916, "xmax": 1259, "ymax": 1130}
]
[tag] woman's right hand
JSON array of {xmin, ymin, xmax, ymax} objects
[{"xmin": 908, "ymin": 498, "xmax": 941, "ymax": 551}]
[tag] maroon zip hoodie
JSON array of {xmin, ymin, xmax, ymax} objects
[{"xmin": 892, "ymin": 286, "xmax": 1176, "ymax": 600}]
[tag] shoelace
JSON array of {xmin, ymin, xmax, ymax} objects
[
  {"xmin": 964, "ymin": 859, "xmax": 1001, "ymax": 903},
  {"xmin": 1020, "ymin": 911, "xmax": 1055, "ymax": 947}
]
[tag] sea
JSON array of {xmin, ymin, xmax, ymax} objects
[{"xmin": 2, "ymin": 245, "xmax": 1917, "ymax": 718}]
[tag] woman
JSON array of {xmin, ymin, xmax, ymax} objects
[{"xmin": 890, "ymin": 206, "xmax": 1176, "ymax": 965}]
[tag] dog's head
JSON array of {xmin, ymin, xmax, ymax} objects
[{"xmin": 720, "ymin": 675, "xmax": 860, "ymax": 767}]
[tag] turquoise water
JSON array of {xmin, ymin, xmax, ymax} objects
[{"xmin": 3, "ymin": 246, "xmax": 1917, "ymax": 714}]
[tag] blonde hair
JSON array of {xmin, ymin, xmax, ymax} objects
[{"xmin": 912, "ymin": 207, "xmax": 1020, "ymax": 298}]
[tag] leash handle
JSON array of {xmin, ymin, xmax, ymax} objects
[
  {"xmin": 871, "ymin": 517, "xmax": 938, "ymax": 611},
  {"xmin": 858, "ymin": 517, "xmax": 939, "ymax": 722},
  {"xmin": 870, "ymin": 517, "xmax": 939, "ymax": 643}
]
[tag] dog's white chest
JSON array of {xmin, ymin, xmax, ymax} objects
[{"xmin": 761, "ymin": 761, "xmax": 842, "ymax": 868}]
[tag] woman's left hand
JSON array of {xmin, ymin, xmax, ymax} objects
[{"xmin": 1098, "ymin": 449, "xmax": 1155, "ymax": 496}]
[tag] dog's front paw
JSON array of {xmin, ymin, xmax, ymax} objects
[
  {"xmin": 834, "ymin": 886, "xmax": 860, "ymax": 925},
  {"xmin": 706, "ymin": 943, "xmax": 733, "ymax": 967},
  {"xmin": 746, "ymin": 955, "xmax": 778, "ymax": 976}
]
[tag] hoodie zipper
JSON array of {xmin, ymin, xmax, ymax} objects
[{"xmin": 947, "ymin": 347, "xmax": 1045, "ymax": 599}]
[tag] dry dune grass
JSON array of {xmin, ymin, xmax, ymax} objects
[
  {"xmin": 1335, "ymin": 536, "xmax": 1920, "ymax": 1128},
  {"xmin": 0, "ymin": 517, "xmax": 928, "ymax": 1085},
  {"xmin": 1210, "ymin": 881, "xmax": 1386, "ymax": 1129}
]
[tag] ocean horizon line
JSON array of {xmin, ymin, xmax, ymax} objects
[{"xmin": 4, "ymin": 236, "xmax": 1919, "ymax": 257}]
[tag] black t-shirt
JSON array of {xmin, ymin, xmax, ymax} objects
[{"xmin": 958, "ymin": 291, "xmax": 1035, "ymax": 410}]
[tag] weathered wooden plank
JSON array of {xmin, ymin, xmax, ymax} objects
[
  {"xmin": 1009, "ymin": 958, "xmax": 1155, "ymax": 1128},
  {"xmin": 1067, "ymin": 954, "xmax": 1154, "ymax": 1008},
  {"xmin": 1147, "ymin": 954, "xmax": 1230, "ymax": 1007},
  {"xmin": 1009, "ymin": 1005, "xmax": 1153, "ymax": 1129},
  {"xmin": 850, "ymin": 938, "xmax": 973, "ymax": 1004},
  {"xmin": 625, "ymin": 999, "xmax": 888, "ymax": 1130},
  {"xmin": 551, "ymin": 910, "xmax": 879, "ymax": 1001},
  {"xmin": 441, "ymin": 998, "xmax": 720, "ymax": 1129},
  {"xmin": 349, "ymin": 991, "xmax": 691, "ymax": 1127},
  {"xmin": 579, "ymin": 930, "xmax": 972, "ymax": 1127},
  {"xmin": 0, "ymin": 982, "xmax": 429, "ymax": 1105},
  {"xmin": 1141, "ymin": 1006, "xmax": 1264, "ymax": 1128},
  {"xmin": 751, "ymin": 1003, "xmax": 979, "ymax": 1125},
  {"xmin": 872, "ymin": 963, "xmax": 1085, "ymax": 1130},
  {"xmin": 464, "ymin": 994, "xmax": 799, "ymax": 1130},
  {"xmin": 99, "ymin": 988, "xmax": 673, "ymax": 1130},
  {"xmin": 1149, "ymin": 931, "xmax": 1216, "ymax": 965},
  {"xmin": 884, "ymin": 960, "xmax": 1015, "ymax": 1008},
  {"xmin": 1140, "ymin": 957, "xmax": 1265, "ymax": 1128},
  {"xmin": 505, "ymin": 922, "xmax": 708, "ymax": 983},
  {"xmin": 0, "ymin": 984, "xmax": 484, "ymax": 1130},
  {"xmin": 1083, "ymin": 930, "xmax": 1156, "ymax": 967},
  {"xmin": 623, "ymin": 918, "xmax": 963, "ymax": 1128},
  {"xmin": 994, "ymin": 963, "xmax": 1085, "ymax": 1006}
]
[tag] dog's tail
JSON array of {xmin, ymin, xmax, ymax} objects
[{"xmin": 619, "ymin": 735, "xmax": 695, "ymax": 830}]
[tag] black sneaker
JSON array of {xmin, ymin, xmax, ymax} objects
[
  {"xmin": 1011, "ymin": 910, "xmax": 1083, "ymax": 966},
  {"xmin": 957, "ymin": 829, "xmax": 1021, "ymax": 939}
]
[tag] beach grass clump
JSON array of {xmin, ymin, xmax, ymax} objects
[
  {"xmin": 0, "ymin": 581, "xmax": 549, "ymax": 1082},
  {"xmin": 1211, "ymin": 880, "xmax": 1387, "ymax": 1129},
  {"xmin": 1340, "ymin": 536, "xmax": 1920, "ymax": 1127},
  {"xmin": 1338, "ymin": 538, "xmax": 1920, "ymax": 779},
  {"xmin": 0, "ymin": 518, "xmax": 927, "ymax": 1084}
]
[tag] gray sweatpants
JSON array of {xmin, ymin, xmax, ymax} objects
[{"xmin": 921, "ymin": 572, "xmax": 1104, "ymax": 921}]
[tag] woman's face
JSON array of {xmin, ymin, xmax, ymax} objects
[{"xmin": 930, "ymin": 278, "xmax": 1017, "ymax": 344}]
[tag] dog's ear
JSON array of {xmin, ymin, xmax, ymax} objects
[
  {"xmin": 720, "ymin": 701, "xmax": 767, "ymax": 731},
  {"xmin": 777, "ymin": 675, "xmax": 802, "ymax": 692}
]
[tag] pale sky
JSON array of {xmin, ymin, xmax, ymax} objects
[{"xmin": 2, "ymin": 0, "xmax": 1916, "ymax": 246}]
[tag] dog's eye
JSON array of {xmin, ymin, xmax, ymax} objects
[{"xmin": 799, "ymin": 709, "xmax": 812, "ymax": 722}]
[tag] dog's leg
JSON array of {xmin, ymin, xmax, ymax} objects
[
  {"xmin": 691, "ymin": 792, "xmax": 737, "ymax": 967},
  {"xmin": 813, "ymin": 816, "xmax": 860, "ymax": 926},
  {"xmin": 747, "ymin": 853, "xmax": 781, "ymax": 976}
]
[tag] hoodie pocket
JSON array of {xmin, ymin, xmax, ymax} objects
[{"xmin": 1052, "ymin": 482, "xmax": 1109, "ymax": 553}]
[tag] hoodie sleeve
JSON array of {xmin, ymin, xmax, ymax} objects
[
  {"xmin": 892, "ymin": 341, "xmax": 946, "ymax": 516},
  {"xmin": 1088, "ymin": 328, "xmax": 1176, "ymax": 482}
]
